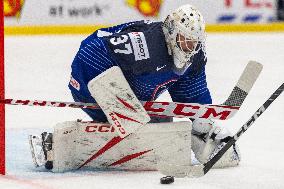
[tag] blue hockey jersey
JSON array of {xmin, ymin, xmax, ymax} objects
[{"xmin": 69, "ymin": 20, "xmax": 212, "ymax": 122}]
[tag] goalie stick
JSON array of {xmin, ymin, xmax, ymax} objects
[
  {"xmin": 0, "ymin": 61, "xmax": 262, "ymax": 121},
  {"xmin": 158, "ymin": 82, "xmax": 284, "ymax": 178}
]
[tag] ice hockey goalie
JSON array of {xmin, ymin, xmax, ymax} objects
[{"xmin": 29, "ymin": 4, "xmax": 240, "ymax": 173}]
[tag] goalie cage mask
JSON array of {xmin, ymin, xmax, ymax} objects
[{"xmin": 162, "ymin": 4, "xmax": 206, "ymax": 75}]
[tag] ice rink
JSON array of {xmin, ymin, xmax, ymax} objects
[{"xmin": 1, "ymin": 32, "xmax": 284, "ymax": 189}]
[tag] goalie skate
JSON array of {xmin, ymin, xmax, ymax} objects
[{"xmin": 29, "ymin": 132, "xmax": 53, "ymax": 169}]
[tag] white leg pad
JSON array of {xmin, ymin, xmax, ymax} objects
[{"xmin": 52, "ymin": 120, "xmax": 192, "ymax": 173}]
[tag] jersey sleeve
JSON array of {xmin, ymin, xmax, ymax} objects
[
  {"xmin": 76, "ymin": 37, "xmax": 117, "ymax": 81},
  {"xmin": 168, "ymin": 48, "xmax": 212, "ymax": 104},
  {"xmin": 69, "ymin": 35, "xmax": 118, "ymax": 101},
  {"xmin": 70, "ymin": 21, "xmax": 146, "ymax": 95},
  {"xmin": 69, "ymin": 37, "xmax": 117, "ymax": 122}
]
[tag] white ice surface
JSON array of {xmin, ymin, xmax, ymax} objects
[{"xmin": 2, "ymin": 33, "xmax": 284, "ymax": 189}]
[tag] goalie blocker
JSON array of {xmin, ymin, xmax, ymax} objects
[
  {"xmin": 30, "ymin": 120, "xmax": 192, "ymax": 172},
  {"xmin": 87, "ymin": 66, "xmax": 151, "ymax": 138}
]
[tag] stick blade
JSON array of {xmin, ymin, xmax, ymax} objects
[
  {"xmin": 157, "ymin": 162, "xmax": 205, "ymax": 178},
  {"xmin": 223, "ymin": 61, "xmax": 263, "ymax": 106},
  {"xmin": 237, "ymin": 61, "xmax": 263, "ymax": 93}
]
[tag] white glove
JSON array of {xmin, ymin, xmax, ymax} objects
[
  {"xmin": 192, "ymin": 118, "xmax": 222, "ymax": 141},
  {"xmin": 191, "ymin": 118, "xmax": 240, "ymax": 168}
]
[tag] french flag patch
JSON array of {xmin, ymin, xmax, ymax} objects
[{"xmin": 70, "ymin": 76, "xmax": 80, "ymax": 91}]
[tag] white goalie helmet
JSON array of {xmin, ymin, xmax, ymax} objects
[{"xmin": 162, "ymin": 4, "xmax": 206, "ymax": 75}]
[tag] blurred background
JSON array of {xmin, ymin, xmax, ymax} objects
[{"xmin": 3, "ymin": 0, "xmax": 284, "ymax": 34}]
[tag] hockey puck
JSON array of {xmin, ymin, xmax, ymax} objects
[
  {"xmin": 45, "ymin": 161, "xmax": 53, "ymax": 170},
  {"xmin": 160, "ymin": 176, "xmax": 174, "ymax": 184}
]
